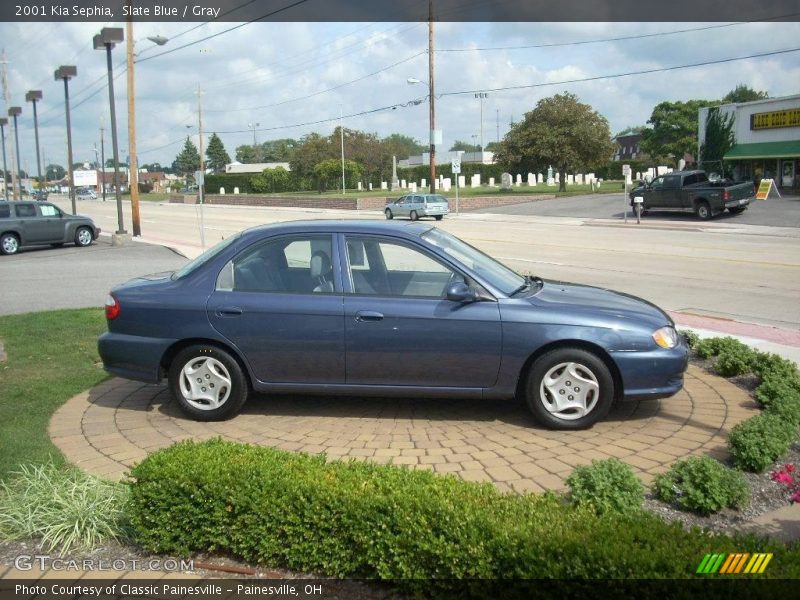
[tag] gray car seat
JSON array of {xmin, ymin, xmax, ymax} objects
[{"xmin": 310, "ymin": 250, "xmax": 333, "ymax": 292}]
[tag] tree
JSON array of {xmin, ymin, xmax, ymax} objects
[
  {"xmin": 383, "ymin": 133, "xmax": 425, "ymax": 159},
  {"xmin": 449, "ymin": 140, "xmax": 480, "ymax": 152},
  {"xmin": 484, "ymin": 141, "xmax": 501, "ymax": 152},
  {"xmin": 290, "ymin": 133, "xmax": 336, "ymax": 180},
  {"xmin": 205, "ymin": 133, "xmax": 230, "ymax": 173},
  {"xmin": 699, "ymin": 107, "xmax": 735, "ymax": 172},
  {"xmin": 494, "ymin": 92, "xmax": 614, "ymax": 192},
  {"xmin": 722, "ymin": 84, "xmax": 768, "ymax": 104},
  {"xmin": 260, "ymin": 138, "xmax": 297, "ymax": 162},
  {"xmin": 313, "ymin": 158, "xmax": 363, "ymax": 192},
  {"xmin": 640, "ymin": 99, "xmax": 713, "ymax": 165},
  {"xmin": 614, "ymin": 125, "xmax": 646, "ymax": 137},
  {"xmin": 45, "ymin": 164, "xmax": 65, "ymax": 180},
  {"xmin": 235, "ymin": 144, "xmax": 262, "ymax": 164},
  {"xmin": 173, "ymin": 137, "xmax": 200, "ymax": 178},
  {"xmin": 251, "ymin": 166, "xmax": 293, "ymax": 193}
]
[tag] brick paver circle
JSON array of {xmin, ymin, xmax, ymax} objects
[{"xmin": 49, "ymin": 365, "xmax": 759, "ymax": 493}]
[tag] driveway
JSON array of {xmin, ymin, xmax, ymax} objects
[
  {"xmin": 474, "ymin": 192, "xmax": 800, "ymax": 227},
  {"xmin": 0, "ymin": 238, "xmax": 187, "ymax": 316}
]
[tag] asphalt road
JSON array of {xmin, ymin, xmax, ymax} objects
[
  {"xmin": 475, "ymin": 192, "xmax": 800, "ymax": 227},
  {"xmin": 0, "ymin": 238, "xmax": 187, "ymax": 316}
]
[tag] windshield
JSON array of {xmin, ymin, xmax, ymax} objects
[
  {"xmin": 421, "ymin": 228, "xmax": 525, "ymax": 295},
  {"xmin": 172, "ymin": 234, "xmax": 239, "ymax": 280}
]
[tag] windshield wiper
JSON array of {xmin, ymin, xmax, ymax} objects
[{"xmin": 510, "ymin": 275, "xmax": 542, "ymax": 296}]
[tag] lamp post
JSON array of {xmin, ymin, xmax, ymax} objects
[
  {"xmin": 25, "ymin": 90, "xmax": 43, "ymax": 189},
  {"xmin": 474, "ymin": 92, "xmax": 488, "ymax": 152},
  {"xmin": 94, "ymin": 27, "xmax": 126, "ymax": 238},
  {"xmin": 248, "ymin": 122, "xmax": 260, "ymax": 148},
  {"xmin": 99, "ymin": 118, "xmax": 106, "ymax": 201},
  {"xmin": 54, "ymin": 65, "xmax": 77, "ymax": 214},
  {"xmin": 8, "ymin": 107, "xmax": 22, "ymax": 199},
  {"xmin": 0, "ymin": 118, "xmax": 8, "ymax": 200}
]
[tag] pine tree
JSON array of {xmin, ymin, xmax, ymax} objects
[
  {"xmin": 205, "ymin": 133, "xmax": 231, "ymax": 173},
  {"xmin": 174, "ymin": 137, "xmax": 200, "ymax": 178}
]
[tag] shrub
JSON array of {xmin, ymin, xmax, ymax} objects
[
  {"xmin": 766, "ymin": 394, "xmax": 800, "ymax": 427},
  {"xmin": 0, "ymin": 463, "xmax": 130, "ymax": 553},
  {"xmin": 565, "ymin": 459, "xmax": 644, "ymax": 515},
  {"xmin": 752, "ymin": 352, "xmax": 800, "ymax": 380},
  {"xmin": 694, "ymin": 336, "xmax": 749, "ymax": 360},
  {"xmin": 653, "ymin": 456, "xmax": 749, "ymax": 515},
  {"xmin": 754, "ymin": 373, "xmax": 800, "ymax": 409},
  {"xmin": 679, "ymin": 329, "xmax": 700, "ymax": 349},
  {"xmin": 715, "ymin": 345, "xmax": 759, "ymax": 377},
  {"xmin": 728, "ymin": 414, "xmax": 798, "ymax": 472},
  {"xmin": 127, "ymin": 439, "xmax": 799, "ymax": 583}
]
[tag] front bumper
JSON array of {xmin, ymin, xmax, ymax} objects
[
  {"xmin": 612, "ymin": 341, "xmax": 689, "ymax": 401},
  {"xmin": 98, "ymin": 331, "xmax": 176, "ymax": 384}
]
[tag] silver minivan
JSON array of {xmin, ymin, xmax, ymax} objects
[{"xmin": 385, "ymin": 194, "xmax": 449, "ymax": 221}]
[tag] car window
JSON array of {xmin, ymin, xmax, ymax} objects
[
  {"xmin": 15, "ymin": 204, "xmax": 36, "ymax": 218},
  {"xmin": 345, "ymin": 236, "xmax": 456, "ymax": 298},
  {"xmin": 650, "ymin": 177, "xmax": 664, "ymax": 190},
  {"xmin": 40, "ymin": 204, "xmax": 59, "ymax": 217},
  {"xmin": 0, "ymin": 205, "xmax": 9, "ymax": 219},
  {"xmin": 396, "ymin": 197, "xmax": 405, "ymax": 204},
  {"xmin": 663, "ymin": 175, "xmax": 680, "ymax": 189},
  {"xmin": 683, "ymin": 174, "xmax": 698, "ymax": 186},
  {"xmin": 222, "ymin": 235, "xmax": 334, "ymax": 295}
]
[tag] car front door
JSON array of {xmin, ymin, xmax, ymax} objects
[
  {"xmin": 207, "ymin": 234, "xmax": 345, "ymax": 384},
  {"xmin": 341, "ymin": 234, "xmax": 502, "ymax": 388},
  {"xmin": 643, "ymin": 176, "xmax": 665, "ymax": 208},
  {"xmin": 37, "ymin": 203, "xmax": 66, "ymax": 242},
  {"xmin": 394, "ymin": 196, "xmax": 408, "ymax": 218},
  {"xmin": 660, "ymin": 174, "xmax": 682, "ymax": 209}
]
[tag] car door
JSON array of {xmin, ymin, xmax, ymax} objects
[
  {"xmin": 660, "ymin": 174, "xmax": 682, "ymax": 209},
  {"xmin": 13, "ymin": 203, "xmax": 47, "ymax": 243},
  {"xmin": 643, "ymin": 176, "xmax": 665, "ymax": 208},
  {"xmin": 36, "ymin": 203, "xmax": 66, "ymax": 242},
  {"xmin": 207, "ymin": 234, "xmax": 345, "ymax": 384},
  {"xmin": 394, "ymin": 196, "xmax": 408, "ymax": 218},
  {"xmin": 341, "ymin": 234, "xmax": 502, "ymax": 388}
]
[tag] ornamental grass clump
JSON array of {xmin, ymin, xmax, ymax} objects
[
  {"xmin": 653, "ymin": 456, "xmax": 749, "ymax": 515},
  {"xmin": 0, "ymin": 462, "xmax": 130, "ymax": 554}
]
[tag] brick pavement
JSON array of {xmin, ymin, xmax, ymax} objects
[{"xmin": 48, "ymin": 365, "xmax": 758, "ymax": 492}]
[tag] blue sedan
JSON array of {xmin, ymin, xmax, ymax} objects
[{"xmin": 98, "ymin": 220, "xmax": 688, "ymax": 430}]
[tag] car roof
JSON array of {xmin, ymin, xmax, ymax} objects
[{"xmin": 240, "ymin": 219, "xmax": 434, "ymax": 241}]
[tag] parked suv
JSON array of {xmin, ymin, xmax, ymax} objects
[
  {"xmin": 0, "ymin": 201, "xmax": 100, "ymax": 255},
  {"xmin": 385, "ymin": 194, "xmax": 449, "ymax": 221}
]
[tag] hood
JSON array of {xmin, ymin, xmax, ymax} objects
[{"xmin": 530, "ymin": 280, "xmax": 672, "ymax": 330}]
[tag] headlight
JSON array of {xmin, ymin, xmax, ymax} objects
[{"xmin": 652, "ymin": 326, "xmax": 679, "ymax": 349}]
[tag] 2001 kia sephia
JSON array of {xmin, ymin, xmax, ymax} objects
[{"xmin": 98, "ymin": 221, "xmax": 688, "ymax": 430}]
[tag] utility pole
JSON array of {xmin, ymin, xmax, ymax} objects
[
  {"xmin": 428, "ymin": 0, "xmax": 436, "ymax": 194},
  {"xmin": 1, "ymin": 51, "xmax": 19, "ymax": 200},
  {"xmin": 496, "ymin": 108, "xmax": 500, "ymax": 143},
  {"xmin": 100, "ymin": 119, "xmax": 106, "ymax": 201},
  {"xmin": 126, "ymin": 4, "xmax": 141, "ymax": 236},
  {"xmin": 340, "ymin": 104, "xmax": 345, "ymax": 195},
  {"xmin": 0, "ymin": 118, "xmax": 7, "ymax": 200},
  {"xmin": 196, "ymin": 84, "xmax": 206, "ymax": 249}
]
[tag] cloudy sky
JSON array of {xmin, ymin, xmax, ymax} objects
[{"xmin": 1, "ymin": 17, "xmax": 799, "ymax": 172}]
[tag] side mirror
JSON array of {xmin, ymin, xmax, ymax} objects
[{"xmin": 446, "ymin": 281, "xmax": 476, "ymax": 303}]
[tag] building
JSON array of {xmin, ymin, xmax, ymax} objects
[
  {"xmin": 398, "ymin": 151, "xmax": 494, "ymax": 168},
  {"xmin": 698, "ymin": 94, "xmax": 800, "ymax": 190},
  {"xmin": 613, "ymin": 133, "xmax": 642, "ymax": 161},
  {"xmin": 225, "ymin": 161, "xmax": 291, "ymax": 174}
]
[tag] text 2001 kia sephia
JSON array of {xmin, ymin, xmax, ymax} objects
[{"xmin": 98, "ymin": 221, "xmax": 688, "ymax": 430}]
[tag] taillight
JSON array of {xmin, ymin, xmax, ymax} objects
[
  {"xmin": 723, "ymin": 190, "xmax": 730, "ymax": 200},
  {"xmin": 105, "ymin": 294, "xmax": 120, "ymax": 320}
]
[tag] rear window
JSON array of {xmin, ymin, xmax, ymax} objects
[
  {"xmin": 15, "ymin": 204, "xmax": 36, "ymax": 218},
  {"xmin": 0, "ymin": 205, "xmax": 9, "ymax": 219}
]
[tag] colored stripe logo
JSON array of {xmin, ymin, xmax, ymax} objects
[{"xmin": 696, "ymin": 553, "xmax": 772, "ymax": 574}]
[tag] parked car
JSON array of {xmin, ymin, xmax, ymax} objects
[
  {"xmin": 0, "ymin": 201, "xmax": 100, "ymax": 255},
  {"xmin": 76, "ymin": 188, "xmax": 97, "ymax": 200},
  {"xmin": 385, "ymin": 194, "xmax": 449, "ymax": 221},
  {"xmin": 628, "ymin": 170, "xmax": 754, "ymax": 220},
  {"xmin": 98, "ymin": 221, "xmax": 687, "ymax": 429},
  {"xmin": 31, "ymin": 190, "xmax": 49, "ymax": 202}
]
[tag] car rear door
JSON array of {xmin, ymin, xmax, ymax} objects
[
  {"xmin": 207, "ymin": 233, "xmax": 345, "ymax": 384},
  {"xmin": 340, "ymin": 234, "xmax": 502, "ymax": 388},
  {"xmin": 14, "ymin": 203, "xmax": 49, "ymax": 243}
]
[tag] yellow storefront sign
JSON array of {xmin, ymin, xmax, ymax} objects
[
  {"xmin": 756, "ymin": 179, "xmax": 774, "ymax": 200},
  {"xmin": 751, "ymin": 108, "xmax": 800, "ymax": 130}
]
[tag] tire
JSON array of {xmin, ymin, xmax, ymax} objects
[
  {"xmin": 728, "ymin": 207, "xmax": 747, "ymax": 215},
  {"xmin": 168, "ymin": 345, "xmax": 249, "ymax": 421},
  {"xmin": 74, "ymin": 227, "xmax": 93, "ymax": 247},
  {"xmin": 410, "ymin": 210, "xmax": 418, "ymax": 221},
  {"xmin": 385, "ymin": 209, "xmax": 393, "ymax": 220},
  {"xmin": 695, "ymin": 201, "xmax": 712, "ymax": 221},
  {"xmin": 524, "ymin": 348, "xmax": 614, "ymax": 430},
  {"xmin": 434, "ymin": 215, "xmax": 443, "ymax": 221},
  {"xmin": 0, "ymin": 233, "xmax": 20, "ymax": 255}
]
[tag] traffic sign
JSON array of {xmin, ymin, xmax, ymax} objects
[{"xmin": 451, "ymin": 159, "xmax": 461, "ymax": 174}]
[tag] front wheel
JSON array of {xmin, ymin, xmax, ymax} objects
[
  {"xmin": 74, "ymin": 227, "xmax": 93, "ymax": 247},
  {"xmin": 525, "ymin": 348, "xmax": 614, "ymax": 430},
  {"xmin": 385, "ymin": 209, "xmax": 393, "ymax": 220},
  {"xmin": 434, "ymin": 215, "xmax": 443, "ymax": 221},
  {"xmin": 695, "ymin": 201, "xmax": 712, "ymax": 221},
  {"xmin": 168, "ymin": 345, "xmax": 249, "ymax": 421},
  {"xmin": 410, "ymin": 210, "xmax": 419, "ymax": 221},
  {"xmin": 1, "ymin": 233, "xmax": 20, "ymax": 255}
]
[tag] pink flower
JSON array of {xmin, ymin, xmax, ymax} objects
[
  {"xmin": 772, "ymin": 471, "xmax": 794, "ymax": 485},
  {"xmin": 791, "ymin": 490, "xmax": 800, "ymax": 504},
  {"xmin": 787, "ymin": 464, "xmax": 797, "ymax": 473}
]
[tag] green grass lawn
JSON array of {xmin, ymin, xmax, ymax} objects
[
  {"xmin": 0, "ymin": 309, "xmax": 108, "ymax": 480},
  {"xmin": 121, "ymin": 192, "xmax": 173, "ymax": 202}
]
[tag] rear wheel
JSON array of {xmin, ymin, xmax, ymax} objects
[
  {"xmin": 168, "ymin": 345, "xmax": 249, "ymax": 421},
  {"xmin": 385, "ymin": 209, "xmax": 393, "ymax": 220},
  {"xmin": 0, "ymin": 233, "xmax": 20, "ymax": 255},
  {"xmin": 74, "ymin": 227, "xmax": 93, "ymax": 247},
  {"xmin": 410, "ymin": 210, "xmax": 419, "ymax": 221},
  {"xmin": 695, "ymin": 201, "xmax": 712, "ymax": 221},
  {"xmin": 525, "ymin": 348, "xmax": 614, "ymax": 430},
  {"xmin": 434, "ymin": 215, "xmax": 443, "ymax": 221},
  {"xmin": 728, "ymin": 207, "xmax": 747, "ymax": 215}
]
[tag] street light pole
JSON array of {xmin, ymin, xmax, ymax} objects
[
  {"xmin": 340, "ymin": 105, "xmax": 345, "ymax": 196},
  {"xmin": 0, "ymin": 52, "xmax": 19, "ymax": 201},
  {"xmin": 54, "ymin": 66, "xmax": 77, "ymax": 213},
  {"xmin": 248, "ymin": 122, "xmax": 260, "ymax": 148},
  {"xmin": 100, "ymin": 119, "xmax": 106, "ymax": 201},
  {"xmin": 25, "ymin": 90, "xmax": 43, "ymax": 189},
  {"xmin": 427, "ymin": 0, "xmax": 436, "ymax": 194},
  {"xmin": 8, "ymin": 107, "xmax": 22, "ymax": 198},
  {"xmin": 474, "ymin": 92, "xmax": 488, "ymax": 152},
  {"xmin": 94, "ymin": 27, "xmax": 126, "ymax": 236},
  {"xmin": 0, "ymin": 118, "xmax": 8, "ymax": 200}
]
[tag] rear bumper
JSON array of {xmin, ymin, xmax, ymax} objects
[
  {"xmin": 725, "ymin": 197, "xmax": 752, "ymax": 209},
  {"xmin": 420, "ymin": 208, "xmax": 449, "ymax": 216},
  {"xmin": 612, "ymin": 342, "xmax": 689, "ymax": 401},
  {"xmin": 98, "ymin": 331, "xmax": 176, "ymax": 384}
]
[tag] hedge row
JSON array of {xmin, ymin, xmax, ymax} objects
[{"xmin": 128, "ymin": 440, "xmax": 800, "ymax": 586}]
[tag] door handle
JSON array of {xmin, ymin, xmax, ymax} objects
[
  {"xmin": 217, "ymin": 306, "xmax": 243, "ymax": 316},
  {"xmin": 355, "ymin": 310, "xmax": 384, "ymax": 322}
]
